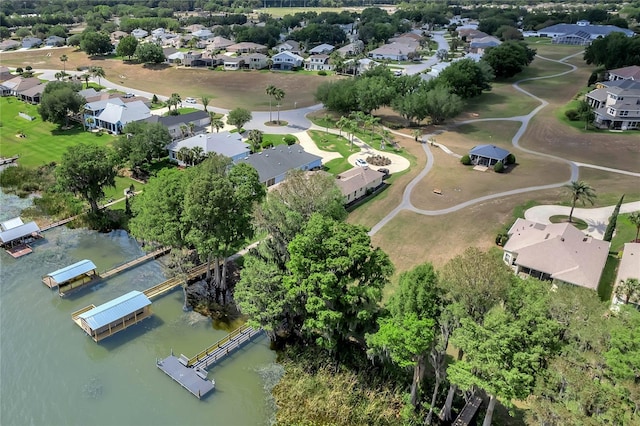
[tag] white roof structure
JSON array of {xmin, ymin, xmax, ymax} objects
[
  {"xmin": 167, "ymin": 131, "xmax": 250, "ymax": 160},
  {"xmin": 96, "ymin": 100, "xmax": 151, "ymax": 126},
  {"xmin": 79, "ymin": 291, "xmax": 151, "ymax": 330},
  {"xmin": 1, "ymin": 217, "xmax": 24, "ymax": 231},
  {"xmin": 504, "ymin": 218, "xmax": 610, "ymax": 290},
  {"xmin": 309, "ymin": 43, "xmax": 334, "ymax": 54},
  {"xmin": 45, "ymin": 259, "xmax": 97, "ymax": 286},
  {"xmin": 616, "ymin": 243, "xmax": 640, "ymax": 284},
  {"xmin": 0, "ymin": 221, "xmax": 40, "ymax": 244}
]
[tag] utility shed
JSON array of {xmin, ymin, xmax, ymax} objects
[
  {"xmin": 42, "ymin": 259, "xmax": 98, "ymax": 295},
  {"xmin": 77, "ymin": 291, "xmax": 152, "ymax": 342}
]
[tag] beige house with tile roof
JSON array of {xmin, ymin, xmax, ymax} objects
[
  {"xmin": 335, "ymin": 167, "xmax": 384, "ymax": 204},
  {"xmin": 612, "ymin": 243, "xmax": 640, "ymax": 305},
  {"xmin": 503, "ymin": 218, "xmax": 610, "ymax": 290}
]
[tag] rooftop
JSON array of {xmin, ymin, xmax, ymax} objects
[
  {"xmin": 0, "ymin": 221, "xmax": 40, "ymax": 244},
  {"xmin": 45, "ymin": 259, "xmax": 97, "ymax": 285},
  {"xmin": 79, "ymin": 290, "xmax": 151, "ymax": 330},
  {"xmin": 237, "ymin": 144, "xmax": 321, "ymax": 183},
  {"xmin": 469, "ymin": 144, "xmax": 510, "ymax": 161}
]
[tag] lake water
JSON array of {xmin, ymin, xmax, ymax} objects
[{"xmin": 0, "ymin": 190, "xmax": 280, "ymax": 426}]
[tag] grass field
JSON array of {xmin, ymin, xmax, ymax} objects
[
  {"xmin": 0, "ymin": 97, "xmax": 113, "ymax": 167},
  {"xmin": 308, "ymin": 129, "xmax": 359, "ymax": 174}
]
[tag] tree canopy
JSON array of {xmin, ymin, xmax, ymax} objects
[
  {"xmin": 135, "ymin": 42, "xmax": 165, "ymax": 64},
  {"xmin": 584, "ymin": 33, "xmax": 640, "ymax": 70},
  {"xmin": 482, "ymin": 41, "xmax": 536, "ymax": 79},
  {"xmin": 38, "ymin": 81, "xmax": 85, "ymax": 128},
  {"xmin": 116, "ymin": 34, "xmax": 138, "ymax": 60},
  {"xmin": 80, "ymin": 31, "xmax": 113, "ymax": 55}
]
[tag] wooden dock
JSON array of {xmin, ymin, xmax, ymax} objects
[
  {"xmin": 143, "ymin": 263, "xmax": 207, "ymax": 299},
  {"xmin": 100, "ymin": 246, "xmax": 170, "ymax": 280},
  {"xmin": 0, "ymin": 156, "xmax": 19, "ymax": 166},
  {"xmin": 452, "ymin": 396, "xmax": 483, "ymax": 426},
  {"xmin": 39, "ymin": 215, "xmax": 81, "ymax": 232},
  {"xmin": 157, "ymin": 324, "xmax": 264, "ymax": 399},
  {"xmin": 71, "ymin": 304, "xmax": 96, "ymax": 326}
]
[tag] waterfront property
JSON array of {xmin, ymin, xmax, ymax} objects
[
  {"xmin": 0, "ymin": 218, "xmax": 42, "ymax": 258},
  {"xmin": 503, "ymin": 218, "xmax": 610, "ymax": 290},
  {"xmin": 73, "ymin": 290, "xmax": 152, "ymax": 342},
  {"xmin": 42, "ymin": 259, "xmax": 98, "ymax": 294}
]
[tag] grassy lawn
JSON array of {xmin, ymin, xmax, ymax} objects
[
  {"xmin": 611, "ymin": 214, "xmax": 639, "ymax": 253},
  {"xmin": 165, "ymin": 107, "xmax": 200, "ymax": 116},
  {"xmin": 549, "ymin": 215, "xmax": 588, "ymax": 230},
  {"xmin": 308, "ymin": 129, "xmax": 359, "ymax": 174},
  {"xmin": 262, "ymin": 134, "xmax": 298, "ymax": 147},
  {"xmin": 0, "ymin": 97, "xmax": 114, "ymax": 167}
]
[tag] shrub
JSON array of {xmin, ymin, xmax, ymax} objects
[
  {"xmin": 461, "ymin": 154, "xmax": 471, "ymax": 165},
  {"xmin": 317, "ymin": 70, "xmax": 327, "ymax": 76},
  {"xmin": 565, "ymin": 109, "xmax": 579, "ymax": 121},
  {"xmin": 494, "ymin": 161, "xmax": 505, "ymax": 173},
  {"xmin": 505, "ymin": 153, "xmax": 516, "ymax": 165},
  {"xmin": 16, "ymin": 67, "xmax": 23, "ymax": 74},
  {"xmin": 283, "ymin": 135, "xmax": 297, "ymax": 145},
  {"xmin": 495, "ymin": 233, "xmax": 509, "ymax": 246},
  {"xmin": 261, "ymin": 140, "xmax": 274, "ymax": 149},
  {"xmin": 366, "ymin": 155, "xmax": 391, "ymax": 166},
  {"xmin": 152, "ymin": 94, "xmax": 158, "ymax": 103}
]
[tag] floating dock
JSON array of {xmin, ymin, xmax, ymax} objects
[{"xmin": 157, "ymin": 324, "xmax": 264, "ymax": 399}]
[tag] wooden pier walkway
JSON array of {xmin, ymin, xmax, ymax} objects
[
  {"xmin": 100, "ymin": 246, "xmax": 170, "ymax": 280},
  {"xmin": 157, "ymin": 324, "xmax": 264, "ymax": 399},
  {"xmin": 0, "ymin": 156, "xmax": 19, "ymax": 166},
  {"xmin": 143, "ymin": 263, "xmax": 208, "ymax": 299}
]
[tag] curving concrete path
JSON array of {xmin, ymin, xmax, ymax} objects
[
  {"xmin": 368, "ymin": 52, "xmax": 640, "ymax": 236},
  {"xmin": 524, "ymin": 201, "xmax": 640, "ymax": 240}
]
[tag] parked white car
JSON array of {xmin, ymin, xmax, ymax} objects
[
  {"xmin": 355, "ymin": 158, "xmax": 368, "ymax": 167},
  {"xmin": 185, "ymin": 97, "xmax": 197, "ymax": 104}
]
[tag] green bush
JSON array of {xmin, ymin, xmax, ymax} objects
[
  {"xmin": 261, "ymin": 140, "xmax": 274, "ymax": 149},
  {"xmin": 505, "ymin": 153, "xmax": 516, "ymax": 165},
  {"xmin": 317, "ymin": 70, "xmax": 327, "ymax": 76},
  {"xmin": 460, "ymin": 154, "xmax": 471, "ymax": 165},
  {"xmin": 283, "ymin": 135, "xmax": 297, "ymax": 145},
  {"xmin": 494, "ymin": 161, "xmax": 505, "ymax": 173},
  {"xmin": 565, "ymin": 109, "xmax": 579, "ymax": 121}
]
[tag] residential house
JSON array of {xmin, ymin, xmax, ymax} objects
[
  {"xmin": 237, "ymin": 144, "xmax": 322, "ymax": 187},
  {"xmin": 209, "ymin": 36, "xmax": 234, "ymax": 51},
  {"xmin": 271, "ymin": 51, "xmax": 304, "ymax": 70},
  {"xmin": 146, "ymin": 110, "xmax": 210, "ymax": 141},
  {"xmin": 167, "ymin": 131, "xmax": 250, "ymax": 165},
  {"xmin": 131, "ymin": 28, "xmax": 149, "ymax": 39},
  {"xmin": 247, "ymin": 53, "xmax": 268, "ymax": 69},
  {"xmin": 110, "ymin": 31, "xmax": 128, "ymax": 43},
  {"xmin": 226, "ymin": 42, "xmax": 268, "ymax": 54},
  {"xmin": 612, "ymin": 243, "xmax": 640, "ymax": 306},
  {"xmin": 223, "ymin": 56, "xmax": 245, "ymax": 70},
  {"xmin": 1, "ymin": 77, "xmax": 42, "ymax": 97},
  {"xmin": 151, "ymin": 28, "xmax": 166, "ymax": 38},
  {"xmin": 84, "ymin": 98, "xmax": 152, "ymax": 134},
  {"xmin": 368, "ymin": 43, "xmax": 417, "ymax": 61},
  {"xmin": 192, "ymin": 29, "xmax": 213, "ymax": 39},
  {"xmin": 427, "ymin": 61, "xmax": 451, "ymax": 78},
  {"xmin": 17, "ymin": 83, "xmax": 45, "ymax": 104},
  {"xmin": 275, "ymin": 40, "xmax": 303, "ymax": 55},
  {"xmin": 502, "ymin": 218, "xmax": 610, "ymax": 290},
  {"xmin": 586, "ymin": 80, "xmax": 640, "ymax": 130},
  {"xmin": 469, "ymin": 36, "xmax": 501, "ymax": 55},
  {"xmin": 304, "ymin": 54, "xmax": 332, "ymax": 71},
  {"xmin": 78, "ymin": 88, "xmax": 100, "ymax": 100},
  {"xmin": 389, "ymin": 33, "xmax": 422, "ymax": 45},
  {"xmin": 21, "ymin": 37, "xmax": 42, "ymax": 48},
  {"xmin": 0, "ymin": 39, "xmax": 20, "ymax": 51},
  {"xmin": 183, "ymin": 24, "xmax": 205, "ymax": 33},
  {"xmin": 607, "ymin": 65, "xmax": 640, "ymax": 82},
  {"xmin": 182, "ymin": 50, "xmax": 216, "ymax": 67},
  {"xmin": 44, "ymin": 35, "xmax": 65, "ymax": 47},
  {"xmin": 309, "ymin": 43, "xmax": 334, "ymax": 55},
  {"xmin": 468, "ymin": 144, "xmax": 510, "ymax": 166},
  {"xmin": 336, "ymin": 41, "xmax": 364, "ymax": 57},
  {"xmin": 156, "ymin": 32, "xmax": 178, "ymax": 45},
  {"xmin": 0, "ymin": 66, "xmax": 13, "ymax": 82},
  {"xmin": 335, "ymin": 167, "xmax": 385, "ymax": 204},
  {"xmin": 457, "ymin": 29, "xmax": 489, "ymax": 41},
  {"xmin": 344, "ymin": 58, "xmax": 379, "ymax": 76},
  {"xmin": 538, "ymin": 21, "xmax": 634, "ymax": 45}
]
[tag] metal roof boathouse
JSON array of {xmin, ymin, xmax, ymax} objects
[
  {"xmin": 74, "ymin": 291, "xmax": 152, "ymax": 342},
  {"xmin": 42, "ymin": 259, "xmax": 98, "ymax": 296},
  {"xmin": 0, "ymin": 217, "xmax": 42, "ymax": 258}
]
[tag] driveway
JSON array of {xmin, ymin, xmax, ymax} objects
[{"xmin": 525, "ymin": 201, "xmax": 640, "ymax": 240}]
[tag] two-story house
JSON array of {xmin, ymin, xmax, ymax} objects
[
  {"xmin": 586, "ymin": 80, "xmax": 640, "ymax": 130},
  {"xmin": 271, "ymin": 51, "xmax": 304, "ymax": 70},
  {"xmin": 304, "ymin": 54, "xmax": 332, "ymax": 71}
]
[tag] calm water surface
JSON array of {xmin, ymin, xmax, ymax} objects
[{"xmin": 0, "ymin": 190, "xmax": 280, "ymax": 426}]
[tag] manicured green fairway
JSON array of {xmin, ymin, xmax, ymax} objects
[{"xmin": 0, "ymin": 97, "xmax": 114, "ymax": 167}]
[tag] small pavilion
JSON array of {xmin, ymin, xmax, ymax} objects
[
  {"xmin": 468, "ymin": 144, "xmax": 510, "ymax": 166},
  {"xmin": 0, "ymin": 218, "xmax": 42, "ymax": 258},
  {"xmin": 75, "ymin": 290, "xmax": 152, "ymax": 342},
  {"xmin": 43, "ymin": 259, "xmax": 98, "ymax": 295}
]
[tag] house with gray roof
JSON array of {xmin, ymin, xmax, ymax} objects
[
  {"xmin": 368, "ymin": 42, "xmax": 417, "ymax": 61},
  {"xmin": 131, "ymin": 28, "xmax": 149, "ymax": 39},
  {"xmin": 607, "ymin": 65, "xmax": 640, "ymax": 82},
  {"xmin": 468, "ymin": 144, "xmax": 510, "ymax": 166},
  {"xmin": 272, "ymin": 51, "xmax": 304, "ymax": 70},
  {"xmin": 146, "ymin": 110, "xmax": 210, "ymax": 140},
  {"xmin": 309, "ymin": 43, "xmax": 334, "ymax": 54},
  {"xmin": 167, "ymin": 131, "xmax": 250, "ymax": 165},
  {"xmin": 17, "ymin": 83, "xmax": 45, "ymax": 104},
  {"xmin": 0, "ymin": 39, "xmax": 20, "ymax": 51},
  {"xmin": 237, "ymin": 144, "xmax": 322, "ymax": 187},
  {"xmin": 21, "ymin": 37, "xmax": 42, "ymax": 48},
  {"xmin": 586, "ymin": 80, "xmax": 640, "ymax": 130},
  {"xmin": 538, "ymin": 21, "xmax": 634, "ymax": 45},
  {"xmin": 209, "ymin": 36, "xmax": 234, "ymax": 51},
  {"xmin": 503, "ymin": 218, "xmax": 610, "ymax": 290},
  {"xmin": 275, "ymin": 40, "xmax": 303, "ymax": 55},
  {"xmin": 469, "ymin": 36, "xmax": 501, "ymax": 54},
  {"xmin": 44, "ymin": 35, "xmax": 66, "ymax": 46}
]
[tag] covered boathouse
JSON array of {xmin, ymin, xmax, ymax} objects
[
  {"xmin": 42, "ymin": 259, "xmax": 98, "ymax": 296},
  {"xmin": 0, "ymin": 217, "xmax": 42, "ymax": 258},
  {"xmin": 76, "ymin": 290, "xmax": 152, "ymax": 342}
]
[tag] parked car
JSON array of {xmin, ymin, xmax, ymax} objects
[
  {"xmin": 123, "ymin": 93, "xmax": 135, "ymax": 98},
  {"xmin": 393, "ymin": 70, "xmax": 403, "ymax": 76},
  {"xmin": 355, "ymin": 158, "xmax": 368, "ymax": 167},
  {"xmin": 185, "ymin": 97, "xmax": 197, "ymax": 104}
]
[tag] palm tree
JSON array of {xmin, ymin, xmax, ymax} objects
[
  {"xmin": 191, "ymin": 146, "xmax": 205, "ymax": 165},
  {"xmin": 177, "ymin": 147, "xmax": 191, "ymax": 165},
  {"xmin": 82, "ymin": 73, "xmax": 90, "ymax": 89},
  {"xmin": 336, "ymin": 115, "xmax": 349, "ymax": 137},
  {"xmin": 365, "ymin": 115, "xmax": 380, "ymax": 142},
  {"xmin": 169, "ymin": 93, "xmax": 182, "ymax": 111},
  {"xmin": 274, "ymin": 88, "xmax": 285, "ymax": 124},
  {"xmin": 179, "ymin": 124, "xmax": 188, "ymax": 139},
  {"xmin": 211, "ymin": 118, "xmax": 224, "ymax": 133},
  {"xmin": 615, "ymin": 278, "xmax": 640, "ymax": 304},
  {"xmin": 188, "ymin": 122, "xmax": 195, "ymax": 136},
  {"xmin": 629, "ymin": 211, "xmax": 640, "ymax": 242},
  {"xmin": 91, "ymin": 66, "xmax": 105, "ymax": 86},
  {"xmin": 565, "ymin": 181, "xmax": 596, "ymax": 223},
  {"xmin": 201, "ymin": 96, "xmax": 210, "ymax": 112},
  {"xmin": 60, "ymin": 54, "xmax": 68, "ymax": 73},
  {"xmin": 266, "ymin": 85, "xmax": 277, "ymax": 123},
  {"xmin": 54, "ymin": 71, "xmax": 64, "ymax": 81}
]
